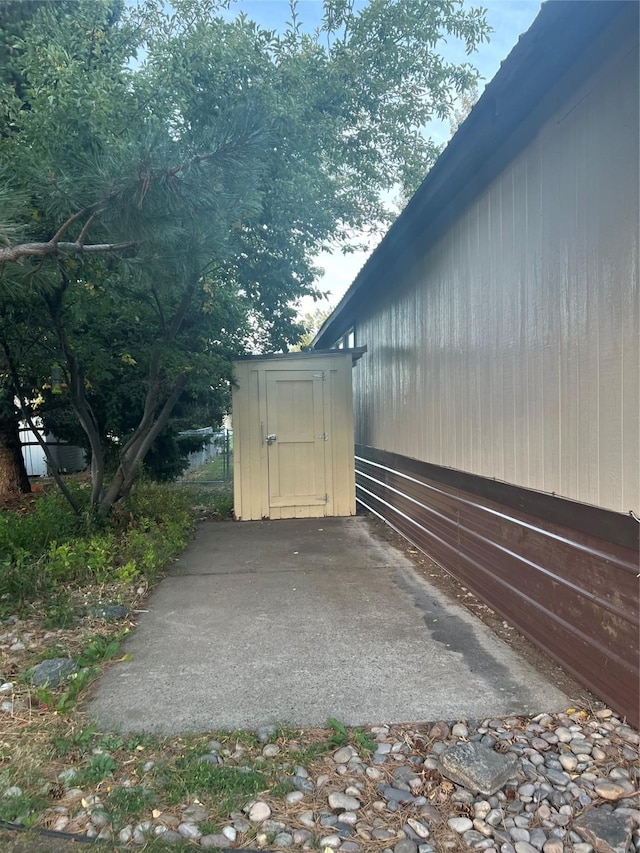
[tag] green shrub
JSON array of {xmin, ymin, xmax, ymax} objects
[
  {"xmin": 0, "ymin": 481, "xmax": 194, "ymax": 610},
  {"xmin": 0, "ymin": 487, "xmax": 85, "ymax": 560}
]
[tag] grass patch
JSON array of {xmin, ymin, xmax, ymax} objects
[
  {"xmin": 157, "ymin": 758, "xmax": 267, "ymax": 813},
  {"xmin": 106, "ymin": 785, "xmax": 154, "ymax": 826},
  {"xmin": 0, "ymin": 790, "xmax": 48, "ymax": 827}
]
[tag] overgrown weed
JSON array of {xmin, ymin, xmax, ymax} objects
[{"xmin": 0, "ymin": 481, "xmax": 196, "ymax": 614}]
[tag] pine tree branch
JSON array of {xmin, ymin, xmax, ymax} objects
[
  {"xmin": 1, "ymin": 138, "xmax": 258, "ymax": 267},
  {"xmin": 0, "ymin": 240, "xmax": 135, "ymax": 263}
]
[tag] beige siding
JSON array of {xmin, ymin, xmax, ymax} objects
[{"xmin": 354, "ymin": 37, "xmax": 639, "ymax": 514}]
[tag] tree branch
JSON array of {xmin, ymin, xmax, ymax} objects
[
  {"xmin": 0, "ymin": 240, "xmax": 136, "ymax": 263},
  {"xmin": 49, "ymin": 203, "xmax": 100, "ymax": 245}
]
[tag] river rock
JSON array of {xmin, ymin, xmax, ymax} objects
[
  {"xmin": 594, "ymin": 780, "xmax": 629, "ymax": 801},
  {"xmin": 329, "ymin": 792, "xmax": 360, "ymax": 811},
  {"xmin": 249, "ymin": 801, "xmax": 271, "ymax": 822}
]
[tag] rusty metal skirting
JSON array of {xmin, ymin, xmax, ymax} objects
[{"xmin": 355, "ymin": 445, "xmax": 640, "ymax": 727}]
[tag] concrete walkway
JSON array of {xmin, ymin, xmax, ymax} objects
[{"xmin": 88, "ymin": 517, "xmax": 568, "ymax": 733}]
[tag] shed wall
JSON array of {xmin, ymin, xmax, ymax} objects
[
  {"xmin": 232, "ymin": 353, "xmax": 355, "ymax": 520},
  {"xmin": 353, "ymin": 35, "xmax": 639, "ymax": 515}
]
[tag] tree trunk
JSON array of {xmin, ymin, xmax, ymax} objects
[{"xmin": 0, "ymin": 397, "xmax": 31, "ymax": 499}]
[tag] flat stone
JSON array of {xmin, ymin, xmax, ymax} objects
[
  {"xmin": 544, "ymin": 768, "xmax": 570, "ymax": 787},
  {"xmin": 177, "ymin": 822, "xmax": 201, "ymax": 840},
  {"xmin": 262, "ymin": 743, "xmax": 280, "ymax": 758},
  {"xmin": 514, "ymin": 844, "xmax": 539, "ymax": 853},
  {"xmin": 320, "ymin": 834, "xmax": 342, "ymax": 848},
  {"xmin": 183, "ymin": 803, "xmax": 207, "ymax": 822},
  {"xmin": 334, "ymin": 821, "xmax": 354, "ymax": 838},
  {"xmin": 262, "ymin": 819, "xmax": 286, "ymax": 833},
  {"xmin": 299, "ymin": 810, "xmax": 314, "ymax": 827},
  {"xmin": 156, "ymin": 830, "xmax": 182, "ymax": 844},
  {"xmin": 372, "ymin": 828, "xmax": 396, "ymax": 841},
  {"xmin": 393, "ymin": 766, "xmax": 421, "ymax": 786},
  {"xmin": 574, "ymin": 807, "xmax": 635, "ymax": 853},
  {"xmin": 249, "ymin": 801, "xmax": 271, "ymax": 822},
  {"xmin": 429, "ymin": 721, "xmax": 450, "ymax": 740},
  {"xmin": 593, "ymin": 781, "xmax": 629, "ymax": 801},
  {"xmin": 0, "ymin": 683, "xmax": 13, "ymax": 695},
  {"xmin": 559, "ymin": 754, "xmax": 578, "ymax": 772},
  {"xmin": 452, "ymin": 723, "xmax": 469, "ymax": 738},
  {"xmin": 542, "ymin": 840, "xmax": 564, "ymax": 853},
  {"xmin": 201, "ymin": 834, "xmax": 232, "ymax": 849},
  {"xmin": 30, "ymin": 658, "xmax": 77, "ymax": 687},
  {"xmin": 407, "ymin": 818, "xmax": 430, "ymax": 839},
  {"xmin": 90, "ymin": 809, "xmax": 111, "ymax": 827},
  {"xmin": 448, "ymin": 817, "xmax": 473, "ymax": 833},
  {"xmin": 419, "ymin": 804, "xmax": 441, "ymax": 825},
  {"xmin": 439, "ymin": 742, "xmax": 519, "ymax": 796},
  {"xmin": 394, "ymin": 840, "xmax": 418, "ymax": 853},
  {"xmin": 286, "ymin": 790, "xmax": 304, "ymax": 804},
  {"xmin": 463, "ymin": 830, "xmax": 487, "ymax": 845},
  {"xmin": 328, "ymin": 792, "xmax": 360, "ymax": 811},
  {"xmin": 4, "ymin": 786, "xmax": 23, "ymax": 797},
  {"xmin": 274, "ymin": 832, "xmax": 293, "ymax": 846},
  {"xmin": 570, "ymin": 741, "xmax": 592, "ymax": 754},
  {"xmin": 529, "ymin": 828, "xmax": 547, "ymax": 850},
  {"xmin": 379, "ymin": 785, "xmax": 416, "ymax": 804},
  {"xmin": 293, "ymin": 829, "xmax": 312, "ymax": 844},
  {"xmin": 333, "ymin": 746, "xmax": 356, "ymax": 764},
  {"xmin": 291, "ymin": 774, "xmax": 315, "ymax": 794},
  {"xmin": 510, "ymin": 828, "xmax": 530, "ymax": 842}
]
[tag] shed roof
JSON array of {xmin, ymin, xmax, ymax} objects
[{"xmin": 313, "ymin": 0, "xmax": 635, "ymax": 350}]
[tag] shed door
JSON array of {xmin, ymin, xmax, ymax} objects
[{"xmin": 266, "ymin": 370, "xmax": 328, "ymax": 514}]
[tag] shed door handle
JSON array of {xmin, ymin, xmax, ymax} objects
[{"xmin": 266, "ymin": 433, "xmax": 277, "ymax": 445}]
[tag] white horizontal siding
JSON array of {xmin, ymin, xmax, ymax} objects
[{"xmin": 354, "ymin": 38, "xmax": 639, "ymax": 515}]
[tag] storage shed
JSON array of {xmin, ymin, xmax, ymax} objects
[
  {"xmin": 314, "ymin": 1, "xmax": 639, "ymax": 725},
  {"xmin": 232, "ymin": 350, "xmax": 361, "ymax": 520}
]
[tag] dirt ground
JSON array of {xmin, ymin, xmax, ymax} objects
[
  {"xmin": 0, "ymin": 829, "xmax": 86, "ymax": 851},
  {"xmin": 366, "ymin": 515, "xmax": 600, "ymax": 711}
]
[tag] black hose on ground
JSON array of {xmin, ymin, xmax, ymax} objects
[{"xmin": 0, "ymin": 817, "xmax": 267, "ymax": 851}]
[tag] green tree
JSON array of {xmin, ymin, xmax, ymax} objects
[{"xmin": 0, "ymin": 0, "xmax": 490, "ymax": 513}]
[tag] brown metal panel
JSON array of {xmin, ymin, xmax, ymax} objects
[{"xmin": 356, "ymin": 446, "xmax": 640, "ymax": 728}]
